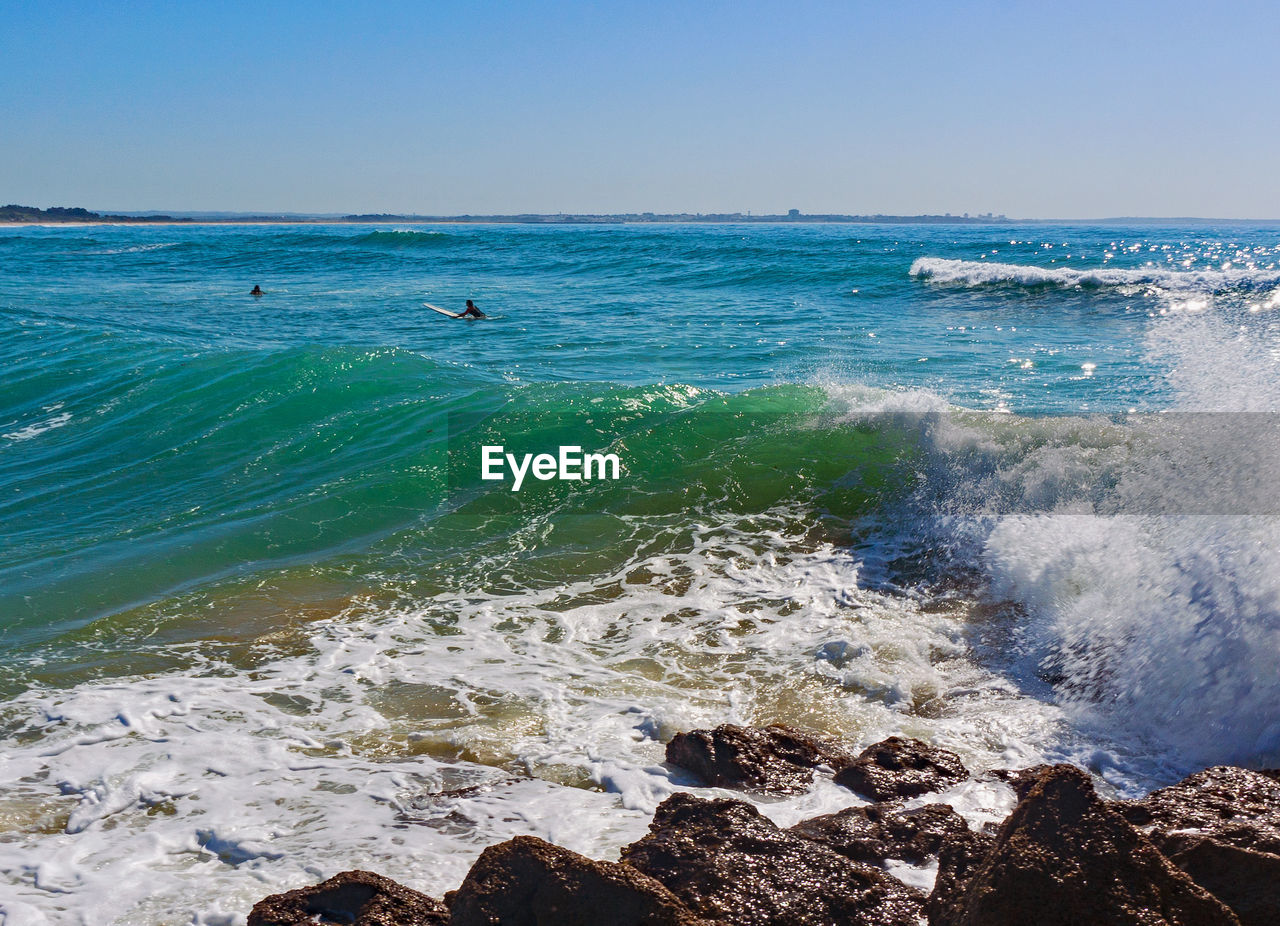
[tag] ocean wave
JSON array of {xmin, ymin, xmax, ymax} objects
[
  {"xmin": 7, "ymin": 343, "xmax": 1278, "ymax": 776},
  {"xmin": 0, "ymin": 344, "xmax": 478, "ymax": 644},
  {"xmin": 354, "ymin": 229, "xmax": 455, "ymax": 247},
  {"xmin": 985, "ymin": 512, "xmax": 1280, "ymax": 768},
  {"xmin": 10, "ymin": 350, "xmax": 1275, "ymax": 771},
  {"xmin": 910, "ymin": 256, "xmax": 1280, "ymax": 292},
  {"xmin": 823, "ymin": 382, "xmax": 1280, "ymax": 769},
  {"xmin": 84, "ymin": 242, "xmax": 181, "ymax": 256},
  {"xmin": 2, "ymin": 409, "xmax": 72, "ymax": 442},
  {"xmin": 6, "ymin": 374, "xmax": 1279, "ymax": 921}
]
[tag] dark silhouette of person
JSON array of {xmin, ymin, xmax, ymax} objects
[
  {"xmin": 458, "ymin": 299, "xmax": 486, "ymax": 319},
  {"xmin": 250, "ymin": 285, "xmax": 263, "ymax": 296}
]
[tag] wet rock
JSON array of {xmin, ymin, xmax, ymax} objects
[
  {"xmin": 790, "ymin": 801, "xmax": 969, "ymax": 865},
  {"xmin": 992, "ymin": 764, "xmax": 1055, "ymax": 800},
  {"xmin": 928, "ymin": 764, "xmax": 1239, "ymax": 926},
  {"xmin": 1153, "ymin": 834, "xmax": 1280, "ymax": 926},
  {"xmin": 664, "ymin": 724, "xmax": 854, "ymax": 794},
  {"xmin": 833, "ymin": 736, "xmax": 968, "ymax": 802},
  {"xmin": 1114, "ymin": 767, "xmax": 1280, "ymax": 926},
  {"xmin": 1116, "ymin": 766, "xmax": 1280, "ymax": 855},
  {"xmin": 447, "ymin": 834, "xmax": 706, "ymax": 926},
  {"xmin": 247, "ymin": 869, "xmax": 448, "ymax": 926},
  {"xmin": 622, "ymin": 791, "xmax": 924, "ymax": 925},
  {"xmin": 925, "ymin": 828, "xmax": 996, "ymax": 924}
]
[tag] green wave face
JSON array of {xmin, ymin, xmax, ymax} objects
[
  {"xmin": 0, "ymin": 326, "xmax": 920, "ymax": 680},
  {"xmin": 1, "ymin": 339, "xmax": 452, "ymax": 648}
]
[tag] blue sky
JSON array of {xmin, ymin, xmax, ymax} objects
[{"xmin": 3, "ymin": 0, "xmax": 1277, "ymax": 217}]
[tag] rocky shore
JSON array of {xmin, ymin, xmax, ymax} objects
[{"xmin": 246, "ymin": 725, "xmax": 1280, "ymax": 925}]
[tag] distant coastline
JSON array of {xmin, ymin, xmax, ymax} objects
[
  {"xmin": 4, "ymin": 203, "xmax": 1277, "ymax": 226},
  {"xmin": 0, "ymin": 203, "xmax": 1008, "ymax": 226}
]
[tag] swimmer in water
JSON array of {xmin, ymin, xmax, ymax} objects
[
  {"xmin": 458, "ymin": 299, "xmax": 486, "ymax": 319},
  {"xmin": 250, "ymin": 285, "xmax": 263, "ymax": 296}
]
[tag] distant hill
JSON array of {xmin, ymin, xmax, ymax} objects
[
  {"xmin": 8, "ymin": 204, "xmax": 1272, "ymax": 226},
  {"xmin": 1, "ymin": 204, "xmax": 190, "ymax": 224},
  {"xmin": 3, "ymin": 203, "xmax": 1019, "ymax": 225},
  {"xmin": 338, "ymin": 211, "xmax": 1014, "ymax": 224}
]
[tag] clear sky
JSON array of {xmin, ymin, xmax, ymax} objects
[{"xmin": 3, "ymin": 0, "xmax": 1278, "ymax": 218}]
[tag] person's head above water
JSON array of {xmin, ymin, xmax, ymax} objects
[
  {"xmin": 466, "ymin": 299, "xmax": 475, "ymax": 308},
  {"xmin": 250, "ymin": 285, "xmax": 263, "ymax": 296}
]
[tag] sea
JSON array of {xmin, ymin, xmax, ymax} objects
[{"xmin": 2, "ymin": 221, "xmax": 1279, "ymax": 923}]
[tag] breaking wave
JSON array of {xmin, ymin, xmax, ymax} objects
[{"xmin": 910, "ymin": 256, "xmax": 1280, "ymax": 293}]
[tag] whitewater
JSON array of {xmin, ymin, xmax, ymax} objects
[{"xmin": 1, "ymin": 223, "xmax": 1278, "ymax": 924}]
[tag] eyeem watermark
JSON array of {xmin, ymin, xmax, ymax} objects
[{"xmin": 481, "ymin": 445, "xmax": 622, "ymax": 491}]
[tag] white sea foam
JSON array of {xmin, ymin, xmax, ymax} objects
[
  {"xmin": 819, "ymin": 379, "xmax": 1280, "ymax": 771},
  {"xmin": 985, "ymin": 513, "xmax": 1280, "ymax": 768},
  {"xmin": 910, "ymin": 256, "xmax": 1280, "ymax": 292},
  {"xmin": 1146, "ymin": 306, "xmax": 1280, "ymax": 410},
  {"xmin": 827, "ymin": 259, "xmax": 1280, "ymax": 771},
  {"xmin": 87, "ymin": 243, "xmax": 181, "ymax": 256},
  {"xmin": 0, "ymin": 511, "xmax": 1065, "ymax": 924},
  {"xmin": 3, "ymin": 411, "xmax": 72, "ymax": 443}
]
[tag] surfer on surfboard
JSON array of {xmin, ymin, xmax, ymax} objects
[{"xmin": 423, "ymin": 299, "xmax": 488, "ymax": 319}]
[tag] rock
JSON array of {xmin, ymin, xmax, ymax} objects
[
  {"xmin": 925, "ymin": 828, "xmax": 996, "ymax": 924},
  {"xmin": 833, "ymin": 736, "xmax": 968, "ymax": 801},
  {"xmin": 621, "ymin": 792, "xmax": 924, "ymax": 925},
  {"xmin": 664, "ymin": 724, "xmax": 854, "ymax": 794},
  {"xmin": 790, "ymin": 801, "xmax": 969, "ymax": 865},
  {"xmin": 928, "ymin": 764, "xmax": 1239, "ymax": 926},
  {"xmin": 1116, "ymin": 766, "xmax": 1280, "ymax": 855},
  {"xmin": 1114, "ymin": 766, "xmax": 1280, "ymax": 926},
  {"xmin": 247, "ymin": 869, "xmax": 448, "ymax": 926},
  {"xmin": 992, "ymin": 764, "xmax": 1056, "ymax": 801},
  {"xmin": 1153, "ymin": 834, "xmax": 1280, "ymax": 926},
  {"xmin": 447, "ymin": 834, "xmax": 706, "ymax": 926}
]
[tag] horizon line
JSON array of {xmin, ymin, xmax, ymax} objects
[{"xmin": 5, "ymin": 204, "xmax": 1280, "ymax": 225}]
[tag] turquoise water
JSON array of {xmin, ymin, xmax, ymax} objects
[
  {"xmin": 3, "ymin": 222, "xmax": 1280, "ymax": 923},
  {"xmin": 0, "ymin": 223, "xmax": 1224, "ymax": 650},
  {"xmin": 4, "ymin": 222, "xmax": 1169, "ymax": 393}
]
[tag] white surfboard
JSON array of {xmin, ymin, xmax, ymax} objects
[{"xmin": 424, "ymin": 302, "xmax": 462, "ymax": 318}]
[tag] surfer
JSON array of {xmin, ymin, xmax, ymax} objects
[
  {"xmin": 458, "ymin": 299, "xmax": 486, "ymax": 319},
  {"xmin": 250, "ymin": 285, "xmax": 263, "ymax": 296}
]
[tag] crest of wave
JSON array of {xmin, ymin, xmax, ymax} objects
[
  {"xmin": 909, "ymin": 256, "xmax": 1280, "ymax": 293},
  {"xmin": 824, "ymin": 339, "xmax": 1280, "ymax": 770}
]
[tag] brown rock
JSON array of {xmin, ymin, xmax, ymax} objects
[
  {"xmin": 925, "ymin": 828, "xmax": 996, "ymax": 924},
  {"xmin": 664, "ymin": 724, "xmax": 854, "ymax": 794},
  {"xmin": 833, "ymin": 736, "xmax": 968, "ymax": 801},
  {"xmin": 1114, "ymin": 766, "xmax": 1280, "ymax": 926},
  {"xmin": 622, "ymin": 791, "xmax": 924, "ymax": 926},
  {"xmin": 927, "ymin": 764, "xmax": 1240, "ymax": 926},
  {"xmin": 1116, "ymin": 766, "xmax": 1280, "ymax": 855},
  {"xmin": 447, "ymin": 834, "xmax": 706, "ymax": 926},
  {"xmin": 247, "ymin": 869, "xmax": 448, "ymax": 926},
  {"xmin": 790, "ymin": 801, "xmax": 969, "ymax": 865},
  {"xmin": 992, "ymin": 764, "xmax": 1056, "ymax": 800},
  {"xmin": 1154, "ymin": 834, "xmax": 1280, "ymax": 926}
]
